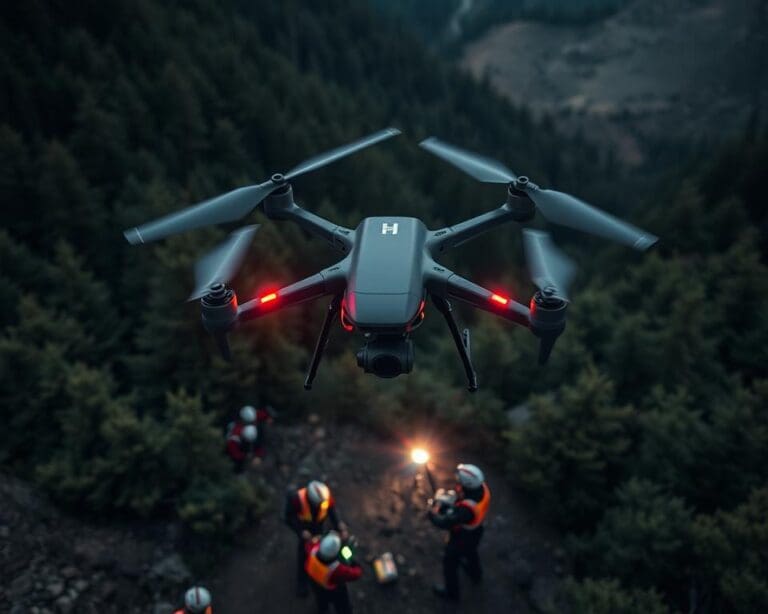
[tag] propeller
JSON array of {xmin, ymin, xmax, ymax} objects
[
  {"xmin": 124, "ymin": 127, "xmax": 401, "ymax": 245},
  {"xmin": 419, "ymin": 137, "xmax": 658, "ymax": 251},
  {"xmin": 420, "ymin": 137, "xmax": 517, "ymax": 184},
  {"xmin": 188, "ymin": 225, "xmax": 259, "ymax": 301},
  {"xmin": 522, "ymin": 229, "xmax": 576, "ymax": 302}
]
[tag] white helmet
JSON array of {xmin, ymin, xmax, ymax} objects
[
  {"xmin": 242, "ymin": 424, "xmax": 258, "ymax": 443},
  {"xmin": 239, "ymin": 405, "xmax": 257, "ymax": 423},
  {"xmin": 184, "ymin": 586, "xmax": 211, "ymax": 613},
  {"xmin": 307, "ymin": 480, "xmax": 331, "ymax": 506},
  {"xmin": 456, "ymin": 463, "xmax": 484, "ymax": 490},
  {"xmin": 318, "ymin": 531, "xmax": 341, "ymax": 562}
]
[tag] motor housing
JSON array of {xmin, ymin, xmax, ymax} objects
[
  {"xmin": 529, "ymin": 289, "xmax": 567, "ymax": 364},
  {"xmin": 201, "ymin": 283, "xmax": 238, "ymax": 360},
  {"xmin": 506, "ymin": 179, "xmax": 536, "ymax": 222}
]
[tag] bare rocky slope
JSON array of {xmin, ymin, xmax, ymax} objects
[
  {"xmin": 461, "ymin": 0, "xmax": 767, "ymax": 165},
  {"xmin": 0, "ymin": 474, "xmax": 193, "ymax": 613}
]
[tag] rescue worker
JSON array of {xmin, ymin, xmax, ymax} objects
[
  {"xmin": 226, "ymin": 422, "xmax": 258, "ymax": 473},
  {"xmin": 225, "ymin": 404, "xmax": 273, "ymax": 471},
  {"xmin": 428, "ymin": 463, "xmax": 490, "ymax": 602},
  {"xmin": 174, "ymin": 586, "xmax": 212, "ymax": 614},
  {"xmin": 305, "ymin": 531, "xmax": 362, "ymax": 614},
  {"xmin": 284, "ymin": 480, "xmax": 349, "ymax": 597}
]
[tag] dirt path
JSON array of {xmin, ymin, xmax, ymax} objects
[{"xmin": 210, "ymin": 420, "xmax": 564, "ymax": 613}]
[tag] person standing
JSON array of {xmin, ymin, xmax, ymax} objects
[
  {"xmin": 305, "ymin": 531, "xmax": 362, "ymax": 614},
  {"xmin": 284, "ymin": 480, "xmax": 349, "ymax": 597},
  {"xmin": 428, "ymin": 463, "xmax": 491, "ymax": 602}
]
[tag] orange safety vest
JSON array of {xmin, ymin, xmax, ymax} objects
[
  {"xmin": 305, "ymin": 543, "xmax": 340, "ymax": 589},
  {"xmin": 297, "ymin": 487, "xmax": 330, "ymax": 523},
  {"xmin": 456, "ymin": 483, "xmax": 491, "ymax": 530}
]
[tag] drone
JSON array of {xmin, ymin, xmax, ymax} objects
[{"xmin": 124, "ymin": 128, "xmax": 657, "ymax": 391}]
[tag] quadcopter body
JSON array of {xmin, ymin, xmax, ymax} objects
[{"xmin": 124, "ymin": 129, "xmax": 657, "ymax": 391}]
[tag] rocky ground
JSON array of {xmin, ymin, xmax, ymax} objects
[
  {"xmin": 0, "ymin": 474, "xmax": 192, "ymax": 613},
  {"xmin": 1, "ymin": 416, "xmax": 564, "ymax": 613},
  {"xmin": 210, "ymin": 417, "xmax": 565, "ymax": 613},
  {"xmin": 461, "ymin": 0, "xmax": 767, "ymax": 165}
]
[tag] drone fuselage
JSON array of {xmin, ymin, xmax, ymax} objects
[
  {"xmin": 128, "ymin": 128, "xmax": 625, "ymax": 391},
  {"xmin": 345, "ymin": 216, "xmax": 427, "ymax": 333}
]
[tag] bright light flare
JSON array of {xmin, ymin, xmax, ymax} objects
[
  {"xmin": 490, "ymin": 293, "xmax": 509, "ymax": 306},
  {"xmin": 411, "ymin": 448, "xmax": 430, "ymax": 465}
]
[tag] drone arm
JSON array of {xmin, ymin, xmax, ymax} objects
[
  {"xmin": 427, "ymin": 266, "xmax": 530, "ymax": 328},
  {"xmin": 237, "ymin": 265, "xmax": 346, "ymax": 323},
  {"xmin": 448, "ymin": 274, "xmax": 530, "ymax": 327},
  {"xmin": 428, "ymin": 194, "xmax": 533, "ymax": 253},
  {"xmin": 262, "ymin": 185, "xmax": 353, "ymax": 253},
  {"xmin": 428, "ymin": 205, "xmax": 514, "ymax": 251},
  {"xmin": 280, "ymin": 205, "xmax": 354, "ymax": 254}
]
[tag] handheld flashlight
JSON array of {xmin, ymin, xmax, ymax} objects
[{"xmin": 410, "ymin": 446, "xmax": 436, "ymax": 493}]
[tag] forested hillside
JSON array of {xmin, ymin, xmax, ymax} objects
[{"xmin": 1, "ymin": 1, "xmax": 766, "ymax": 612}]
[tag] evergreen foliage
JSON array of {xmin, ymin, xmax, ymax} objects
[
  {"xmin": 0, "ymin": 1, "xmax": 766, "ymax": 610},
  {"xmin": 565, "ymin": 577, "xmax": 669, "ymax": 614},
  {"xmin": 692, "ymin": 486, "xmax": 768, "ymax": 612}
]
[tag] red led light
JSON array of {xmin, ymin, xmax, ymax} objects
[
  {"xmin": 260, "ymin": 292, "xmax": 278, "ymax": 304},
  {"xmin": 340, "ymin": 298, "xmax": 354, "ymax": 332},
  {"xmin": 490, "ymin": 293, "xmax": 509, "ymax": 306}
]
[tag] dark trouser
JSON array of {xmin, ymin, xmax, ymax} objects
[
  {"xmin": 311, "ymin": 583, "xmax": 352, "ymax": 614},
  {"xmin": 297, "ymin": 537, "xmax": 308, "ymax": 591},
  {"xmin": 232, "ymin": 457, "xmax": 246, "ymax": 474},
  {"xmin": 443, "ymin": 526, "xmax": 484, "ymax": 600}
]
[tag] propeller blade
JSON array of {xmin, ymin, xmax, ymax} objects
[
  {"xmin": 284, "ymin": 127, "xmax": 401, "ymax": 180},
  {"xmin": 419, "ymin": 137, "xmax": 516, "ymax": 184},
  {"xmin": 523, "ymin": 229, "xmax": 576, "ymax": 302},
  {"xmin": 125, "ymin": 129, "xmax": 400, "ymax": 245},
  {"xmin": 188, "ymin": 225, "xmax": 259, "ymax": 301},
  {"xmin": 124, "ymin": 183, "xmax": 273, "ymax": 245},
  {"xmin": 528, "ymin": 189, "xmax": 658, "ymax": 251}
]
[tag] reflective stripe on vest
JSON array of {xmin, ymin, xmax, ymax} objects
[
  {"xmin": 456, "ymin": 483, "xmax": 491, "ymax": 530},
  {"xmin": 305, "ymin": 544, "xmax": 340, "ymax": 589},
  {"xmin": 297, "ymin": 488, "xmax": 329, "ymax": 523}
]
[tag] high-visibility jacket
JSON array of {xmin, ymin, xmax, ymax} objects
[
  {"xmin": 455, "ymin": 483, "xmax": 491, "ymax": 530},
  {"xmin": 297, "ymin": 487, "xmax": 330, "ymax": 523},
  {"xmin": 305, "ymin": 543, "xmax": 341, "ymax": 589}
]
